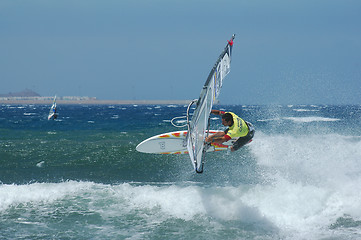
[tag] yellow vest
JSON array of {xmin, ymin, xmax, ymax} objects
[{"xmin": 226, "ymin": 112, "xmax": 249, "ymax": 138}]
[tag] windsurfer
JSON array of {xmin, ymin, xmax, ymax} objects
[
  {"xmin": 53, "ymin": 107, "xmax": 57, "ymax": 119},
  {"xmin": 205, "ymin": 109, "xmax": 255, "ymax": 152}
]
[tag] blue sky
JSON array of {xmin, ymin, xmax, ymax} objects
[{"xmin": 1, "ymin": 0, "xmax": 360, "ymax": 104}]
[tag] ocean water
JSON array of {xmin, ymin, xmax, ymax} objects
[{"xmin": 1, "ymin": 104, "xmax": 361, "ymax": 239}]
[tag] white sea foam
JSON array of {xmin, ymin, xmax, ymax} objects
[
  {"xmin": 0, "ymin": 181, "xmax": 94, "ymax": 212},
  {"xmin": 1, "ymin": 133, "xmax": 361, "ymax": 239},
  {"xmin": 1, "ymin": 167, "xmax": 361, "ymax": 239},
  {"xmin": 36, "ymin": 161, "xmax": 45, "ymax": 167},
  {"xmin": 258, "ymin": 116, "xmax": 340, "ymax": 123},
  {"xmin": 292, "ymin": 108, "xmax": 319, "ymax": 112},
  {"xmin": 283, "ymin": 116, "xmax": 340, "ymax": 123},
  {"xmin": 247, "ymin": 132, "xmax": 361, "ymax": 238}
]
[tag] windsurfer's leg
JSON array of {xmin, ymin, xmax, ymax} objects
[{"xmin": 231, "ymin": 130, "xmax": 255, "ymax": 151}]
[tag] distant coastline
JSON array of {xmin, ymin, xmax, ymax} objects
[
  {"xmin": 0, "ymin": 99, "xmax": 191, "ymax": 105},
  {"xmin": 0, "ymin": 89, "xmax": 191, "ymax": 105}
]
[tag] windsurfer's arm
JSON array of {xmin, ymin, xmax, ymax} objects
[
  {"xmin": 211, "ymin": 110, "xmax": 225, "ymax": 116},
  {"xmin": 205, "ymin": 131, "xmax": 227, "ymax": 144},
  {"xmin": 212, "ymin": 136, "xmax": 229, "ymax": 144}
]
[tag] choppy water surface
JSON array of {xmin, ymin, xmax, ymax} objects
[{"xmin": 1, "ymin": 104, "xmax": 361, "ymax": 239}]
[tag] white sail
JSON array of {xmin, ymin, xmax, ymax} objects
[
  {"xmin": 186, "ymin": 35, "xmax": 235, "ymax": 173},
  {"xmin": 48, "ymin": 95, "xmax": 57, "ymax": 120}
]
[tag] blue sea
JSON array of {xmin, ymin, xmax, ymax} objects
[{"xmin": 1, "ymin": 103, "xmax": 361, "ymax": 239}]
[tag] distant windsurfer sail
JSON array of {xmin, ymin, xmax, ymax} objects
[
  {"xmin": 186, "ymin": 34, "xmax": 235, "ymax": 173},
  {"xmin": 48, "ymin": 95, "xmax": 58, "ymax": 120}
]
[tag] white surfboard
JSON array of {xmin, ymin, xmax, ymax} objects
[{"xmin": 136, "ymin": 130, "xmax": 237, "ymax": 154}]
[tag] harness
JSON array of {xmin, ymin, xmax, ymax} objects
[{"xmin": 226, "ymin": 112, "xmax": 249, "ymax": 138}]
